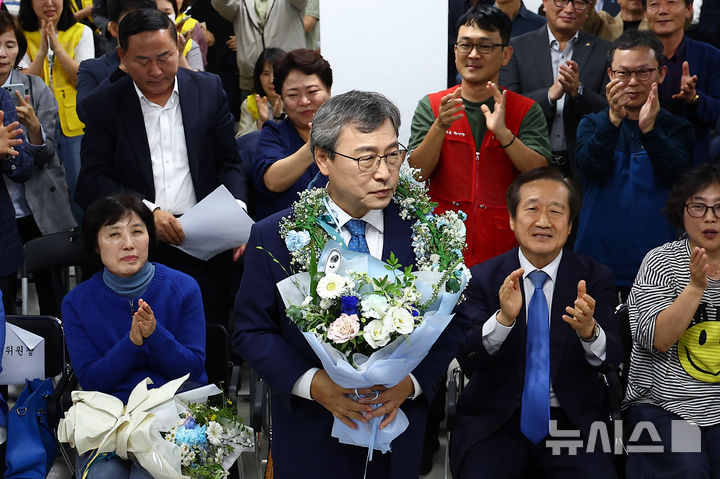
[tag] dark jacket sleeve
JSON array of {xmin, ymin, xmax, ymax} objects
[{"xmin": 212, "ymin": 74, "xmax": 248, "ymax": 203}]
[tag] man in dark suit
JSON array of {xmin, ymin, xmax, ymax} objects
[
  {"xmin": 233, "ymin": 90, "xmax": 463, "ymax": 479},
  {"xmin": 500, "ymin": 0, "xmax": 610, "ymax": 180},
  {"xmin": 450, "ymin": 167, "xmax": 622, "ymax": 478},
  {"xmin": 76, "ymin": 8, "xmax": 247, "ymax": 325}
]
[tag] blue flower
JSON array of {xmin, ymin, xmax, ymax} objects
[
  {"xmin": 457, "ymin": 210, "xmax": 467, "ymax": 221},
  {"xmin": 340, "ymin": 295, "xmax": 360, "ymax": 316},
  {"xmin": 285, "ymin": 230, "xmax": 311, "ymax": 252},
  {"xmin": 175, "ymin": 424, "xmax": 208, "ymax": 447}
]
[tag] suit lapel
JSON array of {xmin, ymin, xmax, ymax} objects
[
  {"xmin": 571, "ymin": 31, "xmax": 593, "ymax": 75},
  {"xmin": 118, "ymin": 78, "xmax": 154, "ymax": 197},
  {"xmin": 177, "ymin": 69, "xmax": 200, "ymax": 194},
  {"xmin": 500, "ymin": 249, "xmax": 529, "ymax": 383},
  {"xmin": 549, "ymin": 250, "xmax": 575, "ymax": 380},
  {"xmin": 381, "ymin": 201, "xmax": 415, "ymax": 268},
  {"xmin": 532, "ymin": 28, "xmax": 555, "ymax": 86}
]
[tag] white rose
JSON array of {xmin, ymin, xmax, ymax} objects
[
  {"xmin": 383, "ymin": 306, "xmax": 415, "ymax": 335},
  {"xmin": 361, "ymin": 294, "xmax": 389, "ymax": 319},
  {"xmin": 317, "ymin": 273, "xmax": 346, "ymax": 299},
  {"xmin": 327, "ymin": 314, "xmax": 361, "ymax": 343},
  {"xmin": 363, "ymin": 319, "xmax": 391, "ymax": 349}
]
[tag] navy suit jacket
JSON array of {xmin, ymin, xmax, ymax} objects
[
  {"xmin": 75, "ymin": 68, "xmax": 247, "ymax": 210},
  {"xmin": 500, "ymin": 27, "xmax": 610, "ymax": 179},
  {"xmin": 76, "ymin": 51, "xmax": 122, "ymax": 124},
  {"xmin": 233, "ymin": 201, "xmax": 464, "ymax": 479},
  {"xmin": 449, "ymin": 248, "xmax": 622, "ymax": 477}
]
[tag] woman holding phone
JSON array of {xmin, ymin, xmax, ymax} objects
[
  {"xmin": 0, "ymin": 11, "xmax": 76, "ymax": 316},
  {"xmin": 18, "ymin": 0, "xmax": 94, "ymax": 221}
]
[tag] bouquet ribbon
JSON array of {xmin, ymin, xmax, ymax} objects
[{"xmin": 58, "ymin": 375, "xmax": 192, "ymax": 479}]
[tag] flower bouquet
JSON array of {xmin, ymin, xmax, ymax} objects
[
  {"xmin": 163, "ymin": 397, "xmax": 253, "ymax": 478},
  {"xmin": 271, "ymin": 165, "xmax": 469, "ymax": 454},
  {"xmin": 58, "ymin": 375, "xmax": 253, "ymax": 479}
]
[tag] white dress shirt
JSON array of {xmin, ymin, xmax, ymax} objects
[
  {"xmin": 134, "ymin": 78, "xmax": 197, "ymax": 215},
  {"xmin": 481, "ymin": 249, "xmax": 607, "ymax": 407},
  {"xmin": 547, "ymin": 26, "xmax": 579, "ymax": 153},
  {"xmin": 292, "ymin": 195, "xmax": 423, "ymax": 400}
]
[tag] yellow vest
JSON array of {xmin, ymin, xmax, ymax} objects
[
  {"xmin": 25, "ymin": 23, "xmax": 85, "ymax": 137},
  {"xmin": 176, "ymin": 12, "xmax": 198, "ymax": 58}
]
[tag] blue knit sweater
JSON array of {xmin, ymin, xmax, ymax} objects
[{"xmin": 62, "ymin": 263, "xmax": 208, "ymax": 402}]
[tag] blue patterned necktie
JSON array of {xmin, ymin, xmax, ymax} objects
[
  {"xmin": 346, "ymin": 219, "xmax": 370, "ymax": 254},
  {"xmin": 521, "ymin": 269, "xmax": 551, "ymax": 444}
]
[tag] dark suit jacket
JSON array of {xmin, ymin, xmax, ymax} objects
[
  {"xmin": 75, "ymin": 68, "xmax": 247, "ymax": 210},
  {"xmin": 76, "ymin": 51, "xmax": 121, "ymax": 123},
  {"xmin": 449, "ymin": 248, "xmax": 622, "ymax": 477},
  {"xmin": 500, "ymin": 27, "xmax": 610, "ymax": 178},
  {"xmin": 233, "ymin": 201, "xmax": 464, "ymax": 479}
]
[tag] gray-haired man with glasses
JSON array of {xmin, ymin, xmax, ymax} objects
[
  {"xmin": 574, "ymin": 29, "xmax": 694, "ymax": 301},
  {"xmin": 500, "ymin": 0, "xmax": 611, "ymax": 181}
]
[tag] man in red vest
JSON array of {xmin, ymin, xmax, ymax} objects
[{"xmin": 409, "ymin": 4, "xmax": 550, "ymax": 270}]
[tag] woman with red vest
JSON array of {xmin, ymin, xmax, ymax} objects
[{"xmin": 18, "ymin": 0, "xmax": 94, "ymax": 221}]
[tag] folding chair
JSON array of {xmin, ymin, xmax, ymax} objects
[
  {"xmin": 2, "ymin": 315, "xmax": 77, "ymax": 475},
  {"xmin": 21, "ymin": 231, "xmax": 94, "ymax": 315}
]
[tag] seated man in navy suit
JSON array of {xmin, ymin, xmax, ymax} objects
[
  {"xmin": 76, "ymin": 8, "xmax": 247, "ymax": 326},
  {"xmin": 233, "ymin": 90, "xmax": 463, "ymax": 479},
  {"xmin": 450, "ymin": 167, "xmax": 623, "ymax": 478}
]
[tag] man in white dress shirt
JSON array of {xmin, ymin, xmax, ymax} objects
[{"xmin": 76, "ymin": 8, "xmax": 247, "ymax": 325}]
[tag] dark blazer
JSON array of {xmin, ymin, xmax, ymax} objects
[
  {"xmin": 75, "ymin": 68, "xmax": 247, "ymax": 210},
  {"xmin": 500, "ymin": 27, "xmax": 610, "ymax": 178},
  {"xmin": 233, "ymin": 201, "xmax": 464, "ymax": 479},
  {"xmin": 449, "ymin": 248, "xmax": 622, "ymax": 477},
  {"xmin": 76, "ymin": 51, "xmax": 121, "ymax": 123}
]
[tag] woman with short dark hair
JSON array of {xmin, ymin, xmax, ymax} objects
[
  {"xmin": 62, "ymin": 194, "xmax": 208, "ymax": 476},
  {"xmin": 624, "ymin": 163, "xmax": 720, "ymax": 477},
  {"xmin": 251, "ymin": 48, "xmax": 332, "ymax": 220}
]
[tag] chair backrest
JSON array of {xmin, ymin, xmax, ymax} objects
[
  {"xmin": 22, "ymin": 230, "xmax": 91, "ymax": 274},
  {"xmin": 205, "ymin": 322, "xmax": 230, "ymax": 388},
  {"xmin": 3, "ymin": 315, "xmax": 65, "ymax": 380},
  {"xmin": 236, "ymin": 130, "xmax": 262, "ymax": 220}
]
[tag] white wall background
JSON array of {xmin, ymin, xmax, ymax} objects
[{"xmin": 320, "ymin": 1, "xmax": 448, "ymax": 144}]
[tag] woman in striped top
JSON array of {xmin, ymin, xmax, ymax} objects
[{"xmin": 624, "ymin": 163, "xmax": 720, "ymax": 478}]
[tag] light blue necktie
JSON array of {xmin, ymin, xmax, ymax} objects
[
  {"xmin": 346, "ymin": 219, "xmax": 370, "ymax": 254},
  {"xmin": 521, "ymin": 269, "xmax": 550, "ymax": 444}
]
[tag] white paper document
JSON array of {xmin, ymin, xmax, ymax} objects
[{"xmin": 175, "ymin": 186, "xmax": 254, "ymax": 261}]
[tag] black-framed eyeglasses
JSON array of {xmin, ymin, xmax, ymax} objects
[
  {"xmin": 455, "ymin": 41, "xmax": 507, "ymax": 55},
  {"xmin": 685, "ymin": 203, "xmax": 720, "ymax": 218},
  {"xmin": 610, "ymin": 67, "xmax": 661, "ymax": 81},
  {"xmin": 553, "ymin": 0, "xmax": 590, "ymax": 10},
  {"xmin": 331, "ymin": 145, "xmax": 407, "ymax": 173}
]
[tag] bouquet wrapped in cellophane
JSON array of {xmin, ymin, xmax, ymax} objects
[
  {"xmin": 272, "ymin": 165, "xmax": 470, "ymax": 454},
  {"xmin": 58, "ymin": 375, "xmax": 253, "ymax": 479}
]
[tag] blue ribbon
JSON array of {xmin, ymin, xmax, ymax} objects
[{"xmin": 353, "ymin": 389, "xmax": 382, "ymax": 479}]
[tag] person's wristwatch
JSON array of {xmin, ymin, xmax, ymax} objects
[
  {"xmin": 578, "ymin": 321, "xmax": 600, "ymax": 343},
  {"xmin": 690, "ymin": 93, "xmax": 700, "ymax": 106},
  {"xmin": 576, "ymin": 82, "xmax": 584, "ymax": 97}
]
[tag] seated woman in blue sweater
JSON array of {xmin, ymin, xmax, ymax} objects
[{"xmin": 62, "ymin": 194, "xmax": 207, "ymax": 477}]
